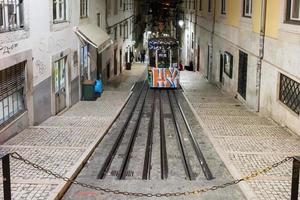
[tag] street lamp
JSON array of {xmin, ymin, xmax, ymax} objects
[{"xmin": 178, "ymin": 20, "xmax": 184, "ymax": 28}]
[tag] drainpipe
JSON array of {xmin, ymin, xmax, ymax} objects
[
  {"xmin": 208, "ymin": 0, "xmax": 217, "ymax": 81},
  {"xmin": 194, "ymin": 4, "xmax": 197, "ymax": 72},
  {"xmin": 256, "ymin": 0, "xmax": 267, "ymax": 112},
  {"xmin": 105, "ymin": 0, "xmax": 110, "ymax": 33}
]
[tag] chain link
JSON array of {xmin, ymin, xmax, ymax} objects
[{"xmin": 9, "ymin": 152, "xmax": 293, "ymax": 197}]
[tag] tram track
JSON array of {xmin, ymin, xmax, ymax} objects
[{"xmin": 97, "ymin": 81, "xmax": 213, "ymax": 181}]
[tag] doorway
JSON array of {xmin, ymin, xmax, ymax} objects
[
  {"xmin": 197, "ymin": 45, "xmax": 200, "ymax": 71},
  {"xmin": 97, "ymin": 53, "xmax": 102, "ymax": 80},
  {"xmin": 120, "ymin": 49, "xmax": 122, "ymax": 73},
  {"xmin": 114, "ymin": 48, "xmax": 118, "ymax": 75},
  {"xmin": 107, "ymin": 62, "xmax": 110, "ymax": 80},
  {"xmin": 206, "ymin": 45, "xmax": 211, "ymax": 79},
  {"xmin": 219, "ymin": 53, "xmax": 224, "ymax": 83},
  {"xmin": 238, "ymin": 51, "xmax": 248, "ymax": 99},
  {"xmin": 53, "ymin": 57, "xmax": 67, "ymax": 114}
]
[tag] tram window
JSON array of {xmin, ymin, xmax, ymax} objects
[
  {"xmin": 157, "ymin": 49, "xmax": 170, "ymax": 68},
  {"xmin": 171, "ymin": 49, "xmax": 178, "ymax": 68}
]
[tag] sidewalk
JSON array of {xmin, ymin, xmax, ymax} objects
[
  {"xmin": 0, "ymin": 63, "xmax": 146, "ymax": 200},
  {"xmin": 180, "ymin": 71, "xmax": 299, "ymax": 200}
]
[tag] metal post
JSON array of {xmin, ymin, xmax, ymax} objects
[
  {"xmin": 2, "ymin": 154, "xmax": 11, "ymax": 200},
  {"xmin": 291, "ymin": 157, "xmax": 300, "ymax": 200}
]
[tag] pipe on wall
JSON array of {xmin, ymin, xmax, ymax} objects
[{"xmin": 256, "ymin": 0, "xmax": 267, "ymax": 112}]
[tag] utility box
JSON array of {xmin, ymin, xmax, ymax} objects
[
  {"xmin": 82, "ymin": 80, "xmax": 96, "ymax": 101},
  {"xmin": 126, "ymin": 63, "xmax": 131, "ymax": 70}
]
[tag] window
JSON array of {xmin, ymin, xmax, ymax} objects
[
  {"xmin": 286, "ymin": 0, "xmax": 300, "ymax": 24},
  {"xmin": 224, "ymin": 52, "xmax": 233, "ymax": 78},
  {"xmin": 53, "ymin": 0, "xmax": 67, "ymax": 23},
  {"xmin": 114, "ymin": 26, "xmax": 117, "ymax": 40},
  {"xmin": 120, "ymin": 0, "xmax": 123, "ymax": 9},
  {"xmin": 199, "ymin": 0, "xmax": 202, "ymax": 10},
  {"xmin": 192, "ymin": 32, "xmax": 194, "ymax": 49},
  {"xmin": 279, "ymin": 74, "xmax": 300, "ymax": 115},
  {"xmin": 124, "ymin": 21, "xmax": 128, "ymax": 39},
  {"xmin": 0, "ymin": 62, "xmax": 25, "ymax": 127},
  {"xmin": 80, "ymin": 0, "xmax": 88, "ymax": 18},
  {"xmin": 120, "ymin": 24, "xmax": 122, "ymax": 37},
  {"xmin": 0, "ymin": 0, "xmax": 24, "ymax": 32},
  {"xmin": 97, "ymin": 13, "xmax": 101, "ymax": 27},
  {"xmin": 243, "ymin": 0, "xmax": 252, "ymax": 17},
  {"xmin": 221, "ymin": 0, "xmax": 226, "ymax": 14},
  {"xmin": 208, "ymin": 0, "xmax": 212, "ymax": 12}
]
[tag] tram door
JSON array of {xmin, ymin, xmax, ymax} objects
[{"xmin": 54, "ymin": 57, "xmax": 67, "ymax": 114}]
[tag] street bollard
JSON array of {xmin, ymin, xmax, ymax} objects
[
  {"xmin": 0, "ymin": 152, "xmax": 11, "ymax": 200},
  {"xmin": 291, "ymin": 157, "xmax": 300, "ymax": 200}
]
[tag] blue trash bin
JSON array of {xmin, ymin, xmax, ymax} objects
[{"xmin": 95, "ymin": 80, "xmax": 103, "ymax": 95}]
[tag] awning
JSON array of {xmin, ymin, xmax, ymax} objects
[{"xmin": 74, "ymin": 24, "xmax": 112, "ymax": 53}]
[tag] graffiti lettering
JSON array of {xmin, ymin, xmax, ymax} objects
[
  {"xmin": 0, "ymin": 43, "xmax": 18, "ymax": 54},
  {"xmin": 35, "ymin": 60, "xmax": 47, "ymax": 75}
]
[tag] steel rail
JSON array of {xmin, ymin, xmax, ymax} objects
[
  {"xmin": 159, "ymin": 90, "xmax": 168, "ymax": 180},
  {"xmin": 167, "ymin": 90, "xmax": 195, "ymax": 181},
  {"xmin": 142, "ymin": 90, "xmax": 156, "ymax": 180},
  {"xmin": 172, "ymin": 91, "xmax": 214, "ymax": 180},
  {"xmin": 118, "ymin": 87, "xmax": 149, "ymax": 180},
  {"xmin": 97, "ymin": 81, "xmax": 146, "ymax": 179}
]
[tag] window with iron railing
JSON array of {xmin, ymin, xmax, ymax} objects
[
  {"xmin": 0, "ymin": 62, "xmax": 25, "ymax": 127},
  {"xmin": 0, "ymin": 0, "xmax": 24, "ymax": 32},
  {"xmin": 286, "ymin": 0, "xmax": 300, "ymax": 24},
  {"xmin": 53, "ymin": 0, "xmax": 67, "ymax": 23},
  {"xmin": 279, "ymin": 74, "xmax": 300, "ymax": 115},
  {"xmin": 80, "ymin": 0, "xmax": 88, "ymax": 18}
]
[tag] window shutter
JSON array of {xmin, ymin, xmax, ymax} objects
[{"xmin": 0, "ymin": 62, "xmax": 25, "ymax": 101}]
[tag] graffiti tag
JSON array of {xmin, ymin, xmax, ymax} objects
[{"xmin": 0, "ymin": 43, "xmax": 18, "ymax": 54}]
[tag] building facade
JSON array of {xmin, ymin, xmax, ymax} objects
[
  {"xmin": 182, "ymin": 0, "xmax": 300, "ymax": 135},
  {"xmin": 0, "ymin": 0, "xmax": 136, "ymax": 142}
]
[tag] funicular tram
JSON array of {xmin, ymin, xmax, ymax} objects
[{"xmin": 147, "ymin": 37, "xmax": 180, "ymax": 89}]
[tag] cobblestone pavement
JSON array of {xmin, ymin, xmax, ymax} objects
[
  {"xmin": 0, "ymin": 63, "xmax": 146, "ymax": 199},
  {"xmin": 180, "ymin": 71, "xmax": 300, "ymax": 200}
]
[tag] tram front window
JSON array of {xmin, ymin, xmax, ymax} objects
[{"xmin": 157, "ymin": 49, "xmax": 169, "ymax": 68}]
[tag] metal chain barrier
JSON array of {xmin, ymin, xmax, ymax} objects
[{"xmin": 9, "ymin": 152, "xmax": 293, "ymax": 197}]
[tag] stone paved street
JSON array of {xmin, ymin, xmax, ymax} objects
[
  {"xmin": 180, "ymin": 71, "xmax": 300, "ymax": 200},
  {"xmin": 0, "ymin": 63, "xmax": 146, "ymax": 200},
  {"xmin": 0, "ymin": 67, "xmax": 299, "ymax": 200}
]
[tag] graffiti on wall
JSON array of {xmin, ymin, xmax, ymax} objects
[
  {"xmin": 35, "ymin": 60, "xmax": 47, "ymax": 76},
  {"xmin": 0, "ymin": 43, "xmax": 18, "ymax": 54},
  {"xmin": 38, "ymin": 37, "xmax": 66, "ymax": 54}
]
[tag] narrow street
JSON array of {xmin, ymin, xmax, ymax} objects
[{"xmin": 0, "ymin": 0, "xmax": 300, "ymax": 200}]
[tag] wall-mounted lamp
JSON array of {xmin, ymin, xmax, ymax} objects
[{"xmin": 178, "ymin": 20, "xmax": 184, "ymax": 28}]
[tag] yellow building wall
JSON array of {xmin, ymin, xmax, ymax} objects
[
  {"xmin": 226, "ymin": 0, "xmax": 241, "ymax": 27},
  {"xmin": 201, "ymin": 0, "xmax": 208, "ymax": 17},
  {"xmin": 265, "ymin": 0, "xmax": 280, "ymax": 38},
  {"xmin": 252, "ymin": 0, "xmax": 262, "ymax": 33}
]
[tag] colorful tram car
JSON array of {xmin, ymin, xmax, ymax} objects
[{"xmin": 147, "ymin": 37, "xmax": 180, "ymax": 89}]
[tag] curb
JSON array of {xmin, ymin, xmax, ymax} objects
[
  {"xmin": 47, "ymin": 91, "xmax": 134, "ymax": 200},
  {"xmin": 181, "ymin": 89, "xmax": 258, "ymax": 200}
]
